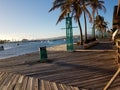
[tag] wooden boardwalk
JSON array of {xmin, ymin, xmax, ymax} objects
[
  {"xmin": 0, "ymin": 72, "xmax": 80, "ymax": 90},
  {"xmin": 0, "ymin": 42, "xmax": 119, "ymax": 90}
]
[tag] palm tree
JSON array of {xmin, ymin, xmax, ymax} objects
[
  {"xmin": 49, "ymin": 0, "xmax": 84, "ymax": 45},
  {"xmin": 94, "ymin": 15, "xmax": 108, "ymax": 38},
  {"xmin": 88, "ymin": 0, "xmax": 106, "ymax": 38},
  {"xmin": 80, "ymin": 0, "xmax": 92, "ymax": 43},
  {"xmin": 70, "ymin": 0, "xmax": 84, "ymax": 45}
]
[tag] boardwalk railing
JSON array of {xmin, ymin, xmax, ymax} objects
[{"xmin": 104, "ymin": 39, "xmax": 120, "ymax": 90}]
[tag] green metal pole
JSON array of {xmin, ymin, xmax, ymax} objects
[{"xmin": 66, "ymin": 13, "xmax": 74, "ymax": 52}]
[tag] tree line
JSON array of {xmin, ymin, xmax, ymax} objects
[
  {"xmin": 0, "ymin": 40, "xmax": 10, "ymax": 44},
  {"xmin": 49, "ymin": 0, "xmax": 108, "ymax": 45}
]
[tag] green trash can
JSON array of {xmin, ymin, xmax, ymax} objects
[{"xmin": 39, "ymin": 46, "xmax": 48, "ymax": 62}]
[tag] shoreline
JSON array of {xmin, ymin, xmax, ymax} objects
[
  {"xmin": 0, "ymin": 44, "xmax": 67, "ymax": 60},
  {"xmin": 0, "ymin": 40, "xmax": 115, "ymax": 64},
  {"xmin": 0, "ymin": 39, "xmax": 115, "ymax": 60}
]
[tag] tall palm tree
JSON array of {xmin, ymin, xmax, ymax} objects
[
  {"xmin": 88, "ymin": 0, "xmax": 106, "ymax": 38},
  {"xmin": 72, "ymin": 0, "xmax": 84, "ymax": 45},
  {"xmin": 80, "ymin": 0, "xmax": 92, "ymax": 43},
  {"xmin": 49, "ymin": 0, "xmax": 84, "ymax": 45},
  {"xmin": 94, "ymin": 15, "xmax": 108, "ymax": 38}
]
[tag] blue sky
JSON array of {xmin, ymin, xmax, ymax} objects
[{"xmin": 0, "ymin": 0, "xmax": 118, "ymax": 41}]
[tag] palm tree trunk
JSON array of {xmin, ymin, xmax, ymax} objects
[
  {"xmin": 92, "ymin": 14, "xmax": 95, "ymax": 38},
  {"xmin": 101, "ymin": 31, "xmax": 104, "ymax": 38},
  {"xmin": 92, "ymin": 24, "xmax": 95, "ymax": 38},
  {"xmin": 77, "ymin": 19, "xmax": 83, "ymax": 45},
  {"xmin": 84, "ymin": 11, "xmax": 87, "ymax": 42}
]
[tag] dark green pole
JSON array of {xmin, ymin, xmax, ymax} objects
[{"xmin": 66, "ymin": 13, "xmax": 74, "ymax": 52}]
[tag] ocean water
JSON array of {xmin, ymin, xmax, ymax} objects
[{"xmin": 0, "ymin": 39, "xmax": 67, "ymax": 59}]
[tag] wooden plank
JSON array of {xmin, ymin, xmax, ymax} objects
[
  {"xmin": 18, "ymin": 75, "xmax": 24, "ymax": 83},
  {"xmin": 58, "ymin": 84, "xmax": 66, "ymax": 90},
  {"xmin": 1, "ymin": 73, "xmax": 14, "ymax": 90},
  {"xmin": 0, "ymin": 72, "xmax": 8, "ymax": 86},
  {"xmin": 40, "ymin": 80, "xmax": 45, "ymax": 90},
  {"xmin": 32, "ymin": 78, "xmax": 39, "ymax": 90},
  {"xmin": 44, "ymin": 80, "xmax": 53, "ymax": 90},
  {"xmin": 14, "ymin": 83, "xmax": 22, "ymax": 90},
  {"xmin": 8, "ymin": 74, "xmax": 20, "ymax": 90},
  {"xmin": 69, "ymin": 86, "xmax": 80, "ymax": 90},
  {"xmin": 62, "ymin": 84, "xmax": 70, "ymax": 90},
  {"xmin": 0, "ymin": 73, "xmax": 10, "ymax": 89},
  {"xmin": 26, "ymin": 77, "xmax": 33, "ymax": 90},
  {"xmin": 0, "ymin": 72, "xmax": 5, "ymax": 78},
  {"xmin": 21, "ymin": 76, "xmax": 29, "ymax": 90},
  {"xmin": 13, "ymin": 75, "xmax": 25, "ymax": 90},
  {"xmin": 49, "ymin": 82, "xmax": 58, "ymax": 90},
  {"xmin": 3, "ymin": 74, "xmax": 15, "ymax": 89}
]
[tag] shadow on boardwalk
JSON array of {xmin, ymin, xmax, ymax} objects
[
  {"xmin": 76, "ymin": 40, "xmax": 115, "ymax": 51},
  {"xmin": 88, "ymin": 42, "xmax": 114, "ymax": 50}
]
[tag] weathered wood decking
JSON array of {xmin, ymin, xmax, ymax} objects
[
  {"xmin": 0, "ymin": 41, "xmax": 119, "ymax": 90},
  {"xmin": 0, "ymin": 72, "xmax": 81, "ymax": 90}
]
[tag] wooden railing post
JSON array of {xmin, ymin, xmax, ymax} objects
[{"xmin": 103, "ymin": 39, "xmax": 120, "ymax": 90}]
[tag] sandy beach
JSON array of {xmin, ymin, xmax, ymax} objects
[{"xmin": 0, "ymin": 40, "xmax": 119, "ymax": 90}]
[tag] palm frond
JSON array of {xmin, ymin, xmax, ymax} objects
[
  {"xmin": 56, "ymin": 9, "xmax": 68, "ymax": 24},
  {"xmin": 85, "ymin": 8, "xmax": 92, "ymax": 22}
]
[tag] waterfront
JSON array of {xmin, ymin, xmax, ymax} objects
[
  {"xmin": 0, "ymin": 39, "xmax": 67, "ymax": 59},
  {"xmin": 0, "ymin": 40, "xmax": 118, "ymax": 90}
]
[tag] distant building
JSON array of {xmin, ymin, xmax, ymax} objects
[
  {"xmin": 113, "ymin": 0, "xmax": 120, "ymax": 29},
  {"xmin": 117, "ymin": 0, "xmax": 120, "ymax": 16},
  {"xmin": 113, "ymin": 6, "xmax": 120, "ymax": 28},
  {"xmin": 22, "ymin": 39, "xmax": 29, "ymax": 42}
]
